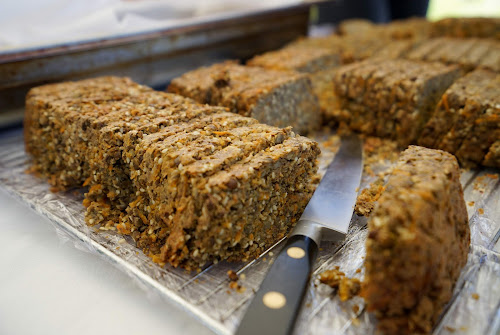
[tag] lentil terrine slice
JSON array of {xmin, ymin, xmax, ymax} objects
[
  {"xmin": 362, "ymin": 145, "xmax": 469, "ymax": 335},
  {"xmin": 167, "ymin": 61, "xmax": 321, "ymax": 134},
  {"xmin": 247, "ymin": 44, "xmax": 341, "ymax": 122},
  {"xmin": 431, "ymin": 17, "xmax": 500, "ymax": 39},
  {"xmin": 419, "ymin": 69, "xmax": 500, "ymax": 167},
  {"xmin": 24, "ymin": 76, "xmax": 153, "ymax": 190},
  {"xmin": 332, "ymin": 59, "xmax": 460, "ymax": 146},
  {"xmin": 120, "ymin": 116, "xmax": 320, "ymax": 269}
]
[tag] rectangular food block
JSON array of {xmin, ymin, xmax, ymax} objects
[
  {"xmin": 24, "ymin": 76, "xmax": 153, "ymax": 190},
  {"xmin": 286, "ymin": 34, "xmax": 388, "ymax": 64},
  {"xmin": 406, "ymin": 38, "xmax": 500, "ymax": 71},
  {"xmin": 379, "ymin": 17, "xmax": 432, "ymax": 41},
  {"xmin": 332, "ymin": 59, "xmax": 460, "ymax": 146},
  {"xmin": 83, "ymin": 95, "xmax": 225, "ymax": 227},
  {"xmin": 247, "ymin": 43, "xmax": 340, "ymax": 73},
  {"xmin": 362, "ymin": 145, "xmax": 469, "ymax": 335},
  {"xmin": 337, "ymin": 19, "xmax": 374, "ymax": 36},
  {"xmin": 483, "ymin": 140, "xmax": 500, "ymax": 167},
  {"xmin": 431, "ymin": 17, "xmax": 500, "ymax": 39},
  {"xmin": 118, "ymin": 115, "xmax": 320, "ymax": 270},
  {"xmin": 247, "ymin": 44, "xmax": 341, "ymax": 124},
  {"xmin": 454, "ymin": 74, "xmax": 500, "ymax": 167},
  {"xmin": 479, "ymin": 42, "xmax": 500, "ymax": 72},
  {"xmin": 167, "ymin": 61, "xmax": 321, "ymax": 134},
  {"xmin": 369, "ymin": 40, "xmax": 416, "ymax": 60},
  {"xmin": 26, "ymin": 76, "xmax": 321, "ymax": 271},
  {"xmin": 419, "ymin": 69, "xmax": 500, "ymax": 167}
]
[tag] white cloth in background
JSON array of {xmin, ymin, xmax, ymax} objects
[{"xmin": 0, "ymin": 0, "xmax": 301, "ymax": 52}]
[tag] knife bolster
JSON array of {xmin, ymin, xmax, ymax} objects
[{"xmin": 290, "ymin": 220, "xmax": 323, "ymax": 245}]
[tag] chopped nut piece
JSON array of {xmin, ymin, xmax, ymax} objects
[
  {"xmin": 319, "ymin": 268, "xmax": 345, "ymax": 289},
  {"xmin": 339, "ymin": 277, "xmax": 361, "ymax": 302}
]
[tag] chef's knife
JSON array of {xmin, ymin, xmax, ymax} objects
[{"xmin": 236, "ymin": 134, "xmax": 363, "ymax": 335}]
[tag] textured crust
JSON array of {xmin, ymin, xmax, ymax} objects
[
  {"xmin": 362, "ymin": 146, "xmax": 469, "ymax": 335},
  {"xmin": 247, "ymin": 44, "xmax": 340, "ymax": 73},
  {"xmin": 247, "ymin": 44, "xmax": 341, "ymax": 123},
  {"xmin": 287, "ymin": 35, "xmax": 388, "ymax": 64},
  {"xmin": 431, "ymin": 17, "xmax": 500, "ymax": 39},
  {"xmin": 370, "ymin": 40, "xmax": 417, "ymax": 60},
  {"xmin": 419, "ymin": 69, "xmax": 500, "ymax": 167},
  {"xmin": 332, "ymin": 59, "xmax": 460, "ymax": 147},
  {"xmin": 25, "ymin": 76, "xmax": 320, "ymax": 270},
  {"xmin": 336, "ymin": 19, "xmax": 375, "ymax": 36},
  {"xmin": 406, "ymin": 37, "xmax": 500, "ymax": 72},
  {"xmin": 167, "ymin": 62, "xmax": 321, "ymax": 134},
  {"xmin": 483, "ymin": 140, "xmax": 500, "ymax": 167},
  {"xmin": 24, "ymin": 76, "xmax": 153, "ymax": 190}
]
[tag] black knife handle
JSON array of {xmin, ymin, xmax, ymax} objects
[{"xmin": 236, "ymin": 235, "xmax": 319, "ymax": 335}]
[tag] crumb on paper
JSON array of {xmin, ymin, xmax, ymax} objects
[
  {"xmin": 227, "ymin": 270, "xmax": 238, "ymax": 281},
  {"xmin": 339, "ymin": 277, "xmax": 361, "ymax": 302},
  {"xmin": 319, "ymin": 267, "xmax": 361, "ymax": 301},
  {"xmin": 355, "ymin": 177, "xmax": 386, "ymax": 217},
  {"xmin": 473, "ymin": 176, "xmax": 487, "ymax": 193},
  {"xmin": 352, "ymin": 304, "xmax": 360, "ymax": 313},
  {"xmin": 478, "ymin": 208, "xmax": 484, "ymax": 215},
  {"xmin": 362, "ymin": 136, "xmax": 400, "ymax": 168},
  {"xmin": 355, "ymin": 268, "xmax": 361, "ymax": 273},
  {"xmin": 227, "ymin": 270, "xmax": 246, "ymax": 293},
  {"xmin": 471, "ymin": 293, "xmax": 480, "ymax": 300},
  {"xmin": 240, "ymin": 273, "xmax": 246, "ymax": 280},
  {"xmin": 319, "ymin": 267, "xmax": 344, "ymax": 288},
  {"xmin": 485, "ymin": 173, "xmax": 498, "ymax": 180},
  {"xmin": 118, "ymin": 238, "xmax": 126, "ymax": 244},
  {"xmin": 444, "ymin": 326, "xmax": 456, "ymax": 332},
  {"xmin": 467, "ymin": 201, "xmax": 475, "ymax": 206},
  {"xmin": 351, "ymin": 317, "xmax": 360, "ymax": 326}
]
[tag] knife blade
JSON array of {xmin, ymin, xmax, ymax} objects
[{"xmin": 236, "ymin": 134, "xmax": 363, "ymax": 335}]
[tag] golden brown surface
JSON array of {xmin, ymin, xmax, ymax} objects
[
  {"xmin": 362, "ymin": 146, "xmax": 469, "ymax": 335},
  {"xmin": 25, "ymin": 76, "xmax": 321, "ymax": 270},
  {"xmin": 167, "ymin": 61, "xmax": 321, "ymax": 134},
  {"xmin": 419, "ymin": 68, "xmax": 500, "ymax": 168}
]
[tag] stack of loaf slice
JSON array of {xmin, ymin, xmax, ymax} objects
[
  {"xmin": 25, "ymin": 76, "xmax": 320, "ymax": 270},
  {"xmin": 167, "ymin": 61, "xmax": 321, "ymax": 135}
]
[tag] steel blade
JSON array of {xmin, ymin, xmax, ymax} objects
[{"xmin": 299, "ymin": 134, "xmax": 363, "ymax": 238}]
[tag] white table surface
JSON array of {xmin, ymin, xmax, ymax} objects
[{"xmin": 0, "ymin": 185, "xmax": 215, "ymax": 335}]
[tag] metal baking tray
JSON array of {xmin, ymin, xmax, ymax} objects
[
  {"xmin": 0, "ymin": 129, "xmax": 499, "ymax": 335},
  {"xmin": 0, "ymin": 3, "xmax": 313, "ymax": 128}
]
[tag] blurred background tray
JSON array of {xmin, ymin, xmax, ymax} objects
[{"xmin": 0, "ymin": 3, "xmax": 312, "ymax": 128}]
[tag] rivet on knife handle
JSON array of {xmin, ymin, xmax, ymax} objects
[{"xmin": 236, "ymin": 235, "xmax": 318, "ymax": 335}]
